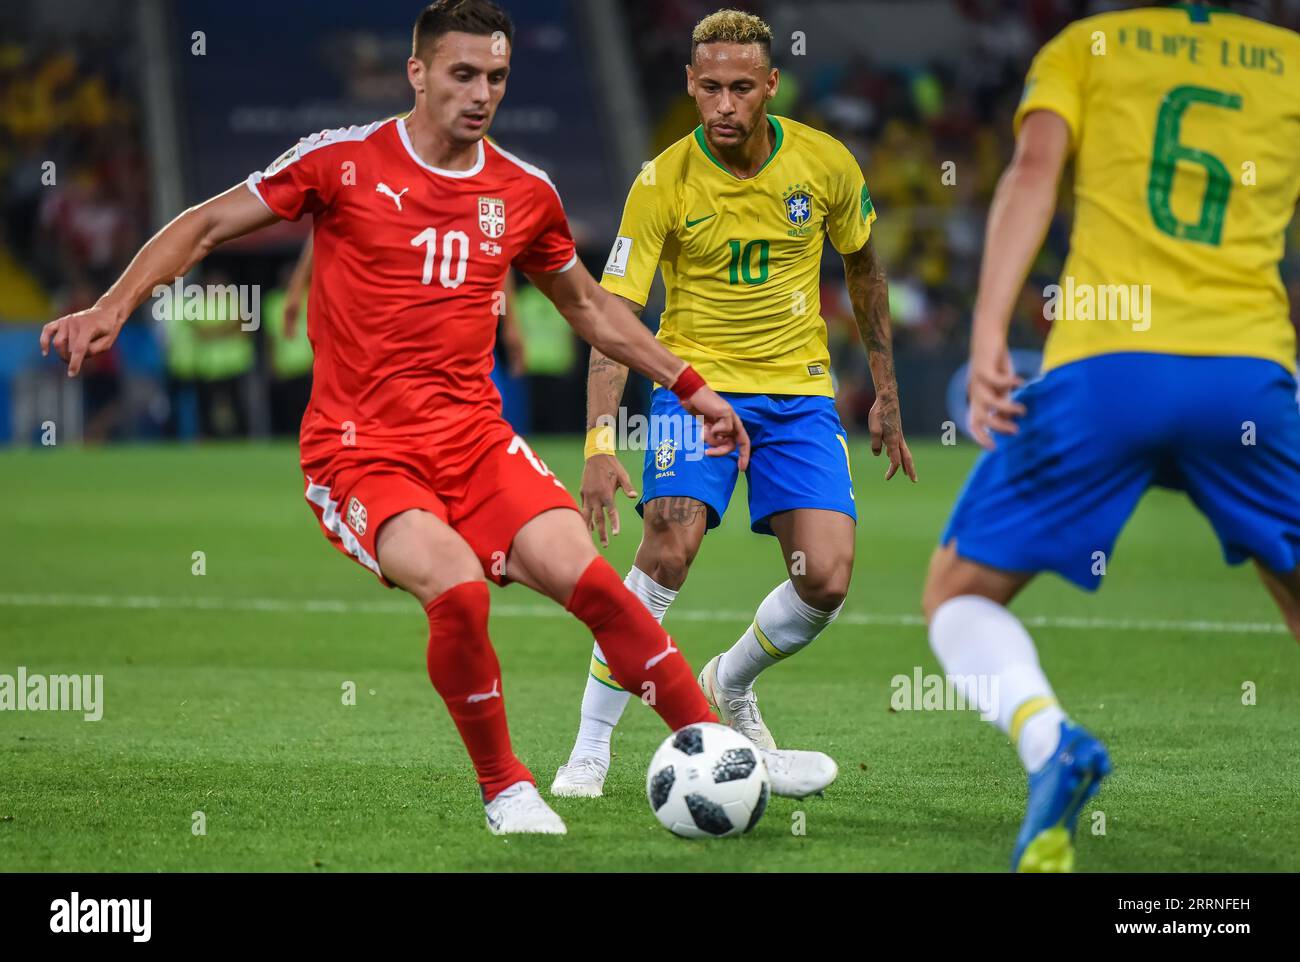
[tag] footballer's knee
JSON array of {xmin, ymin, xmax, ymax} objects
[
  {"xmin": 636, "ymin": 543, "xmax": 695, "ymax": 590},
  {"xmin": 922, "ymin": 542, "xmax": 1028, "ymax": 623},
  {"xmin": 637, "ymin": 497, "xmax": 707, "ymax": 589},
  {"xmin": 408, "ymin": 570, "xmax": 486, "ymax": 609},
  {"xmin": 376, "ymin": 510, "xmax": 484, "ymax": 608},
  {"xmin": 791, "ymin": 557, "xmax": 852, "ymax": 613},
  {"xmin": 508, "ymin": 507, "xmax": 599, "ymax": 603}
]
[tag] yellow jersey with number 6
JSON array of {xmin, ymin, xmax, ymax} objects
[
  {"xmin": 599, "ymin": 115, "xmax": 875, "ymax": 396},
  {"xmin": 1016, "ymin": 4, "xmax": 1300, "ymax": 373}
]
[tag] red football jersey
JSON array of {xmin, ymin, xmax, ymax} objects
[{"xmin": 246, "ymin": 117, "xmax": 577, "ymax": 440}]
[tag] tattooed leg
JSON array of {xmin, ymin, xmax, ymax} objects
[{"xmin": 633, "ymin": 496, "xmax": 710, "ymax": 591}]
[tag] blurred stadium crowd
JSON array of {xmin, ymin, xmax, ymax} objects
[{"xmin": 2, "ymin": 0, "xmax": 1299, "ymax": 444}]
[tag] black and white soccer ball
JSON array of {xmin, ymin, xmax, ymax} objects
[{"xmin": 646, "ymin": 722, "xmax": 770, "ymax": 838}]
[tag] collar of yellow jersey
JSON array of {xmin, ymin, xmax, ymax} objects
[
  {"xmin": 692, "ymin": 115, "xmax": 784, "ymax": 179},
  {"xmin": 1169, "ymin": 3, "xmax": 1236, "ymax": 22}
]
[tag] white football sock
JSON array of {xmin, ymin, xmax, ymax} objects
[
  {"xmin": 568, "ymin": 567, "xmax": 678, "ymax": 764},
  {"xmin": 715, "ymin": 580, "xmax": 842, "ymax": 694},
  {"xmin": 928, "ymin": 594, "xmax": 1067, "ymax": 773}
]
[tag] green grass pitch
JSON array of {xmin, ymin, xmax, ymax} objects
[{"xmin": 1, "ymin": 439, "xmax": 1296, "ymax": 872}]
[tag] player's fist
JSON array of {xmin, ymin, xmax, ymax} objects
[
  {"xmin": 40, "ymin": 303, "xmax": 125, "ymax": 377},
  {"xmin": 966, "ymin": 347, "xmax": 1026, "ymax": 450},
  {"xmin": 581, "ymin": 454, "xmax": 637, "ymax": 548},
  {"xmin": 679, "ymin": 386, "xmax": 751, "ymax": 471}
]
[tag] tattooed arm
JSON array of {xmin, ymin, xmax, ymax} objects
[
  {"xmin": 842, "ymin": 238, "xmax": 917, "ymax": 482},
  {"xmin": 581, "ymin": 295, "xmax": 640, "ymax": 546},
  {"xmin": 586, "ymin": 328, "xmax": 634, "ymax": 432}
]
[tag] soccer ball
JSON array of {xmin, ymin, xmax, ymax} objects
[{"xmin": 646, "ymin": 722, "xmax": 770, "ymax": 838}]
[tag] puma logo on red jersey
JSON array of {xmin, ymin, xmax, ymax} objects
[
  {"xmin": 376, "ymin": 182, "xmax": 409, "ymax": 211},
  {"xmin": 644, "ymin": 637, "xmax": 679, "ymax": 670},
  {"xmin": 467, "ymin": 679, "xmax": 501, "ymax": 703}
]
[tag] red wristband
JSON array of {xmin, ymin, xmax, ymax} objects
[{"xmin": 669, "ymin": 364, "xmax": 707, "ymax": 402}]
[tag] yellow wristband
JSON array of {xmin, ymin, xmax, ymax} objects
[{"xmin": 584, "ymin": 424, "xmax": 617, "ymax": 460}]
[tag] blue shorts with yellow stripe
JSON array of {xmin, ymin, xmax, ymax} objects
[
  {"xmin": 636, "ymin": 388, "xmax": 857, "ymax": 535},
  {"xmin": 942, "ymin": 353, "xmax": 1300, "ymax": 589}
]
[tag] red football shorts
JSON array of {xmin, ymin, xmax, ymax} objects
[{"xmin": 299, "ymin": 415, "xmax": 578, "ymax": 587}]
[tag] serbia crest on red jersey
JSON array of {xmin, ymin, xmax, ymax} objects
[{"xmin": 478, "ymin": 196, "xmax": 506, "ymax": 238}]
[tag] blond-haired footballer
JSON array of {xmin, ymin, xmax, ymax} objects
[{"xmin": 553, "ymin": 9, "xmax": 915, "ymax": 798}]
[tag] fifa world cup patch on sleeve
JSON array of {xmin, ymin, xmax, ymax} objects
[
  {"xmin": 346, "ymin": 496, "xmax": 368, "ymax": 536},
  {"xmin": 604, "ymin": 236, "xmax": 633, "ymax": 277}
]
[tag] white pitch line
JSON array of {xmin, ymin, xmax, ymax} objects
[{"xmin": 0, "ymin": 592, "xmax": 1289, "ymax": 635}]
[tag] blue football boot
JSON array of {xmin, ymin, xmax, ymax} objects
[{"xmin": 1012, "ymin": 720, "xmax": 1112, "ymax": 872}]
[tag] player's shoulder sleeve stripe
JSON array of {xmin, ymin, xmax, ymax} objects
[
  {"xmin": 247, "ymin": 117, "xmax": 392, "ymax": 189},
  {"xmin": 485, "ymin": 139, "xmax": 563, "ymax": 203},
  {"xmin": 295, "ymin": 118, "xmax": 393, "ymax": 154},
  {"xmin": 244, "ymin": 177, "xmax": 275, "ymax": 213}
]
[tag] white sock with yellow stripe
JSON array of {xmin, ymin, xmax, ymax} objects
[
  {"xmin": 715, "ymin": 580, "xmax": 841, "ymax": 694},
  {"xmin": 568, "ymin": 567, "xmax": 677, "ymax": 765},
  {"xmin": 929, "ymin": 595, "xmax": 1067, "ymax": 774}
]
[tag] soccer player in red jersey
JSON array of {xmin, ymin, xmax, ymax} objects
[{"xmin": 38, "ymin": 0, "xmax": 846, "ymax": 834}]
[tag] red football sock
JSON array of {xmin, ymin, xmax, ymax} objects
[
  {"xmin": 565, "ymin": 557, "xmax": 716, "ymax": 731},
  {"xmin": 424, "ymin": 581, "xmax": 532, "ymax": 802}
]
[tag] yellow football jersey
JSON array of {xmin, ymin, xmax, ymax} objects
[
  {"xmin": 600, "ymin": 115, "xmax": 876, "ymax": 396},
  {"xmin": 1016, "ymin": 5, "xmax": 1300, "ymax": 373}
]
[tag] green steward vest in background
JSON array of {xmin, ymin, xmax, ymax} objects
[
  {"xmin": 513, "ymin": 285, "xmax": 574, "ymax": 376},
  {"xmin": 191, "ymin": 289, "xmax": 254, "ymax": 382},
  {"xmin": 262, "ymin": 288, "xmax": 314, "ymax": 380},
  {"xmin": 164, "ymin": 305, "xmax": 198, "ymax": 380}
]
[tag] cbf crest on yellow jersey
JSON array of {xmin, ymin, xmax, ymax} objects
[
  {"xmin": 600, "ymin": 115, "xmax": 875, "ymax": 396},
  {"xmin": 1017, "ymin": 4, "xmax": 1300, "ymax": 373}
]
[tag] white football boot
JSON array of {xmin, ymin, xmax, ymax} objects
[
  {"xmin": 759, "ymin": 747, "xmax": 839, "ymax": 798},
  {"xmin": 549, "ymin": 757, "xmax": 609, "ymax": 798},
  {"xmin": 699, "ymin": 654, "xmax": 838, "ymax": 798},
  {"xmin": 698, "ymin": 654, "xmax": 776, "ymax": 748},
  {"xmin": 484, "ymin": 781, "xmax": 567, "ymax": 835}
]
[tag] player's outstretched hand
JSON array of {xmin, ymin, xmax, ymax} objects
[
  {"xmin": 581, "ymin": 453, "xmax": 638, "ymax": 548},
  {"xmin": 869, "ymin": 392, "xmax": 917, "ymax": 482},
  {"xmin": 40, "ymin": 303, "xmax": 125, "ymax": 377},
  {"xmin": 967, "ymin": 348, "xmax": 1026, "ymax": 450},
  {"xmin": 680, "ymin": 386, "xmax": 751, "ymax": 471}
]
